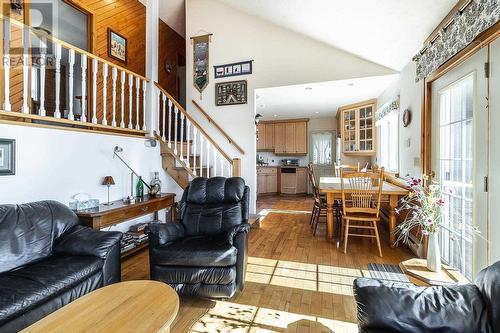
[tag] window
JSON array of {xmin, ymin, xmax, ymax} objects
[
  {"xmin": 438, "ymin": 75, "xmax": 474, "ymax": 280},
  {"xmin": 311, "ymin": 131, "xmax": 333, "ymax": 165},
  {"xmin": 377, "ymin": 110, "xmax": 399, "ymax": 172}
]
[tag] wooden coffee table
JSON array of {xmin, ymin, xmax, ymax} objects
[{"xmin": 22, "ymin": 281, "xmax": 179, "ymax": 333}]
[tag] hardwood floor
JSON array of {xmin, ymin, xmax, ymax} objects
[{"xmin": 122, "ymin": 195, "xmax": 413, "ymax": 332}]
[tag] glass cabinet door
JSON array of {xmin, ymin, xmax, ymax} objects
[
  {"xmin": 359, "ymin": 106, "xmax": 373, "ymax": 151},
  {"xmin": 343, "ymin": 110, "xmax": 357, "ymax": 152}
]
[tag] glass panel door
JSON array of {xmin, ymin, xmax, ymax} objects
[
  {"xmin": 343, "ymin": 109, "xmax": 357, "ymax": 152},
  {"xmin": 431, "ymin": 47, "xmax": 488, "ymax": 280}
]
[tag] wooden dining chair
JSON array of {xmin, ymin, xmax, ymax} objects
[
  {"xmin": 334, "ymin": 162, "xmax": 360, "ymax": 177},
  {"xmin": 340, "ymin": 168, "xmax": 384, "ymax": 257},
  {"xmin": 307, "ymin": 163, "xmax": 327, "ymax": 235}
]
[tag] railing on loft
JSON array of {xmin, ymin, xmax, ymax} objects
[
  {"xmin": 154, "ymin": 82, "xmax": 241, "ymax": 177},
  {"xmin": 0, "ymin": 17, "xmax": 149, "ymax": 137}
]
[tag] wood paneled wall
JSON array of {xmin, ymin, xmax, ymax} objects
[{"xmin": 158, "ymin": 19, "xmax": 185, "ymax": 100}]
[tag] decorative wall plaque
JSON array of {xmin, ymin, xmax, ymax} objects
[{"xmin": 215, "ymin": 80, "xmax": 247, "ymax": 106}]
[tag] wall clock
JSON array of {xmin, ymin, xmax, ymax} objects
[{"xmin": 403, "ymin": 108, "xmax": 412, "ymax": 127}]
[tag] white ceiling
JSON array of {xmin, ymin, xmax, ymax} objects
[
  {"xmin": 256, "ymin": 75, "xmax": 399, "ymax": 121},
  {"xmin": 218, "ymin": 0, "xmax": 457, "ymax": 70},
  {"xmin": 140, "ymin": 0, "xmax": 186, "ymax": 37}
]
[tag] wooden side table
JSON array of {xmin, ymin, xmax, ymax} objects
[
  {"xmin": 75, "ymin": 193, "xmax": 176, "ymax": 259},
  {"xmin": 400, "ymin": 258, "xmax": 470, "ymax": 286},
  {"xmin": 21, "ymin": 281, "xmax": 179, "ymax": 333}
]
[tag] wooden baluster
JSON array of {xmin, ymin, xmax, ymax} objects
[
  {"xmin": 39, "ymin": 37, "xmax": 47, "ymax": 117},
  {"xmin": 135, "ymin": 77, "xmax": 140, "ymax": 130},
  {"xmin": 199, "ymin": 135, "xmax": 204, "ymax": 176},
  {"xmin": 3, "ymin": 20, "xmax": 10, "ymax": 111},
  {"xmin": 120, "ymin": 71, "xmax": 125, "ymax": 128},
  {"xmin": 111, "ymin": 67, "xmax": 117, "ymax": 127},
  {"xmin": 161, "ymin": 93, "xmax": 166, "ymax": 141},
  {"xmin": 206, "ymin": 141, "xmax": 211, "ymax": 178},
  {"xmin": 102, "ymin": 63, "xmax": 108, "ymax": 125},
  {"xmin": 180, "ymin": 113, "xmax": 185, "ymax": 162},
  {"xmin": 213, "ymin": 146, "xmax": 217, "ymax": 176},
  {"xmin": 142, "ymin": 80, "xmax": 147, "ymax": 131},
  {"xmin": 91, "ymin": 59, "xmax": 98, "ymax": 124},
  {"xmin": 186, "ymin": 120, "xmax": 191, "ymax": 168},
  {"xmin": 128, "ymin": 74, "xmax": 133, "ymax": 128},
  {"xmin": 21, "ymin": 26, "xmax": 29, "ymax": 114},
  {"xmin": 68, "ymin": 48, "xmax": 75, "ymax": 120},
  {"xmin": 80, "ymin": 54, "xmax": 87, "ymax": 122},
  {"xmin": 174, "ymin": 106, "xmax": 179, "ymax": 155},
  {"xmin": 229, "ymin": 160, "xmax": 233, "ymax": 177},
  {"xmin": 220, "ymin": 155, "xmax": 224, "ymax": 177},
  {"xmin": 167, "ymin": 100, "xmax": 172, "ymax": 148},
  {"xmin": 192, "ymin": 127, "xmax": 198, "ymax": 176},
  {"xmin": 54, "ymin": 43, "xmax": 62, "ymax": 118}
]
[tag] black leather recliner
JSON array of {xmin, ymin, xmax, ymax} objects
[
  {"xmin": 146, "ymin": 177, "xmax": 250, "ymax": 298},
  {"xmin": 0, "ymin": 201, "xmax": 122, "ymax": 332},
  {"xmin": 353, "ymin": 260, "xmax": 500, "ymax": 333}
]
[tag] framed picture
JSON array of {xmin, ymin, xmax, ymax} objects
[
  {"xmin": 216, "ymin": 80, "xmax": 247, "ymax": 106},
  {"xmin": 0, "ymin": 139, "xmax": 15, "ymax": 176},
  {"xmin": 214, "ymin": 60, "xmax": 252, "ymax": 79},
  {"xmin": 108, "ymin": 28, "xmax": 127, "ymax": 64}
]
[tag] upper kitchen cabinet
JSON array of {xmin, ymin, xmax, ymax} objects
[
  {"xmin": 338, "ymin": 100, "xmax": 376, "ymax": 156},
  {"xmin": 257, "ymin": 119, "xmax": 308, "ymax": 155}
]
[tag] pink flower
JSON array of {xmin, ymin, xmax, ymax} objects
[{"xmin": 436, "ymin": 198, "xmax": 445, "ymax": 207}]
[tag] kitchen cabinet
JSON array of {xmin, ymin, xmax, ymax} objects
[
  {"xmin": 338, "ymin": 100, "xmax": 376, "ymax": 156},
  {"xmin": 274, "ymin": 123, "xmax": 285, "ymax": 154},
  {"xmin": 257, "ymin": 119, "xmax": 308, "ymax": 155},
  {"xmin": 280, "ymin": 167, "xmax": 308, "ymax": 195},
  {"xmin": 296, "ymin": 168, "xmax": 308, "ymax": 193},
  {"xmin": 265, "ymin": 123, "xmax": 275, "ymax": 150},
  {"xmin": 257, "ymin": 167, "xmax": 278, "ymax": 195}
]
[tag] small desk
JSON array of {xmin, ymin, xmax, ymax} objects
[
  {"xmin": 21, "ymin": 281, "xmax": 179, "ymax": 333},
  {"xmin": 76, "ymin": 193, "xmax": 176, "ymax": 229},
  {"xmin": 319, "ymin": 177, "xmax": 408, "ymax": 247}
]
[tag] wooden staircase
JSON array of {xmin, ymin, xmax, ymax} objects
[{"xmin": 154, "ymin": 83, "xmax": 242, "ymax": 189}]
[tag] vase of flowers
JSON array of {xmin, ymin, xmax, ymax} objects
[{"xmin": 396, "ymin": 177, "xmax": 445, "ymax": 272}]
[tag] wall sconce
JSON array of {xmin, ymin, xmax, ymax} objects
[{"xmin": 255, "ymin": 113, "xmax": 263, "ymax": 125}]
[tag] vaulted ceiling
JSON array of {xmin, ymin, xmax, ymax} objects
[{"xmin": 217, "ymin": 0, "xmax": 457, "ymax": 70}]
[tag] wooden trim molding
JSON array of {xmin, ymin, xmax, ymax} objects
[{"xmin": 421, "ymin": 22, "xmax": 500, "ymax": 178}]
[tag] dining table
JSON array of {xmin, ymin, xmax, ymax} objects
[{"xmin": 319, "ymin": 176, "xmax": 409, "ymax": 247}]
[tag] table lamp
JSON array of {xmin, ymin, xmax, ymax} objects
[{"xmin": 102, "ymin": 176, "xmax": 115, "ymax": 206}]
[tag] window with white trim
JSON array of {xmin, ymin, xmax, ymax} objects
[{"xmin": 377, "ymin": 110, "xmax": 399, "ymax": 172}]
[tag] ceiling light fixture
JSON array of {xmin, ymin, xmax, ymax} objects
[
  {"xmin": 305, "ymin": 87, "xmax": 313, "ymax": 90},
  {"xmin": 315, "ymin": 111, "xmax": 320, "ymax": 114},
  {"xmin": 273, "ymin": 114, "xmax": 278, "ymax": 117},
  {"xmin": 347, "ymin": 83, "xmax": 354, "ymax": 87}
]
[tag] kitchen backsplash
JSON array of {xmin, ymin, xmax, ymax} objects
[{"xmin": 257, "ymin": 152, "xmax": 309, "ymax": 166}]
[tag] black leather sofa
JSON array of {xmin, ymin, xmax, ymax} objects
[
  {"xmin": 0, "ymin": 201, "xmax": 122, "ymax": 332},
  {"xmin": 147, "ymin": 177, "xmax": 250, "ymax": 298},
  {"xmin": 353, "ymin": 260, "xmax": 500, "ymax": 333}
]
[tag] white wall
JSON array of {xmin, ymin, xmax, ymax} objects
[
  {"xmin": 376, "ymin": 61, "xmax": 423, "ymax": 178},
  {"xmin": 185, "ymin": 0, "xmax": 395, "ymax": 213},
  {"xmin": 0, "ymin": 124, "xmax": 183, "ymax": 232}
]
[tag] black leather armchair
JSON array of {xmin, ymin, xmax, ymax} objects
[
  {"xmin": 353, "ymin": 261, "xmax": 500, "ymax": 333},
  {"xmin": 146, "ymin": 177, "xmax": 250, "ymax": 299},
  {"xmin": 0, "ymin": 201, "xmax": 122, "ymax": 332}
]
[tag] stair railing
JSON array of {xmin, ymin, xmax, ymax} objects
[
  {"xmin": 0, "ymin": 16, "xmax": 149, "ymax": 136},
  {"xmin": 154, "ymin": 82, "xmax": 241, "ymax": 177}
]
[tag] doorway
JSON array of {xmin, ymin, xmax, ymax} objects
[{"xmin": 431, "ymin": 47, "xmax": 488, "ymax": 280}]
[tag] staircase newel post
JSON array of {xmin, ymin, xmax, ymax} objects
[{"xmin": 232, "ymin": 158, "xmax": 241, "ymax": 177}]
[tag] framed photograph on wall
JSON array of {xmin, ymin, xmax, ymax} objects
[
  {"xmin": 0, "ymin": 139, "xmax": 15, "ymax": 176},
  {"xmin": 214, "ymin": 60, "xmax": 252, "ymax": 79},
  {"xmin": 108, "ymin": 28, "xmax": 128, "ymax": 64},
  {"xmin": 215, "ymin": 80, "xmax": 247, "ymax": 106}
]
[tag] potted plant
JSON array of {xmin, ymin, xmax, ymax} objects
[{"xmin": 396, "ymin": 177, "xmax": 480, "ymax": 272}]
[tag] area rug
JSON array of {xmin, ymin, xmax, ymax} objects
[{"xmin": 364, "ymin": 263, "xmax": 411, "ymax": 283}]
